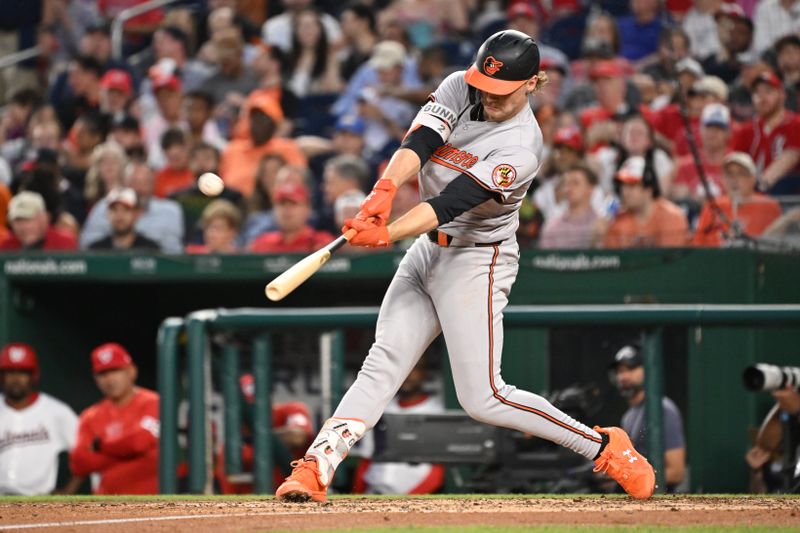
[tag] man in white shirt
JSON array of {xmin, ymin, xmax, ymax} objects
[
  {"xmin": 80, "ymin": 161, "xmax": 184, "ymax": 252},
  {"xmin": 753, "ymin": 0, "xmax": 800, "ymax": 56},
  {"xmin": 0, "ymin": 343, "xmax": 78, "ymax": 495}
]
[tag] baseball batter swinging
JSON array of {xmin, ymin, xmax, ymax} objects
[{"xmin": 277, "ymin": 30, "xmax": 656, "ymax": 502}]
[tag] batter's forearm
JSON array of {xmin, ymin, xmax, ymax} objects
[
  {"xmin": 380, "ymin": 148, "xmax": 422, "ymax": 188},
  {"xmin": 387, "ymin": 202, "xmax": 439, "ymax": 242}
]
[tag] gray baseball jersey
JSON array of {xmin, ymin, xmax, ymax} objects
[
  {"xmin": 417, "ymin": 71, "xmax": 544, "ymax": 244},
  {"xmin": 305, "ymin": 71, "xmax": 604, "ymax": 485}
]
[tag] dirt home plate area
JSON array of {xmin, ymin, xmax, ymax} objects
[{"xmin": 1, "ymin": 496, "xmax": 799, "ymax": 533}]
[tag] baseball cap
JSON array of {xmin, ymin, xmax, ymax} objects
[
  {"xmin": 335, "ymin": 114, "xmax": 366, "ymax": 135},
  {"xmin": 151, "ymin": 72, "xmax": 181, "ymax": 92},
  {"xmin": 149, "ymin": 59, "xmax": 182, "ymax": 92},
  {"xmin": 608, "ymin": 345, "xmax": 643, "ymax": 370},
  {"xmin": 273, "ymin": 182, "xmax": 309, "ymax": 204},
  {"xmin": 590, "ymin": 59, "xmax": 625, "ymax": 80},
  {"xmin": 689, "ymin": 76, "xmax": 728, "ymax": 101},
  {"xmin": 701, "ymin": 103, "xmax": 731, "ymax": 129},
  {"xmin": 106, "ymin": 187, "xmax": 138, "ymax": 209},
  {"xmin": 8, "ymin": 191, "xmax": 46, "ymax": 221},
  {"xmin": 715, "ymin": 2, "xmax": 753, "ymax": 28},
  {"xmin": 91, "ymin": 343, "xmax": 134, "ymax": 374},
  {"xmin": 369, "ymin": 41, "xmax": 407, "ymax": 70},
  {"xmin": 553, "ymin": 125, "xmax": 583, "ymax": 151},
  {"xmin": 615, "ymin": 156, "xmax": 646, "ymax": 184},
  {"xmin": 0, "ymin": 343, "xmax": 39, "ymax": 377},
  {"xmin": 507, "ymin": 1, "xmax": 536, "ymax": 20},
  {"xmin": 676, "ymin": 57, "xmax": 704, "ymax": 78},
  {"xmin": 248, "ymin": 94, "xmax": 284, "ymax": 124},
  {"xmin": 723, "ymin": 151, "xmax": 757, "ymax": 176},
  {"xmin": 273, "ymin": 401, "xmax": 313, "ymax": 436},
  {"xmin": 100, "ymin": 69, "xmax": 133, "ymax": 96},
  {"xmin": 751, "ymin": 71, "xmax": 783, "ymax": 92}
]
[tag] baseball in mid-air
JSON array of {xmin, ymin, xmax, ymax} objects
[{"xmin": 198, "ymin": 172, "xmax": 224, "ymax": 196}]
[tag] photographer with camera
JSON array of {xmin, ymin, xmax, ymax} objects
[
  {"xmin": 743, "ymin": 365, "xmax": 800, "ymax": 493},
  {"xmin": 610, "ymin": 344, "xmax": 686, "ymax": 492}
]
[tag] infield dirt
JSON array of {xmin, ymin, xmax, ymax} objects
[{"xmin": 1, "ymin": 496, "xmax": 798, "ymax": 532}]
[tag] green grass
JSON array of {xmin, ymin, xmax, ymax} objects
[
  {"xmin": 274, "ymin": 527, "xmax": 800, "ymax": 533},
  {"xmin": 0, "ymin": 493, "xmax": 798, "ymax": 504}
]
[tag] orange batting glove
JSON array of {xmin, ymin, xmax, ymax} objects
[
  {"xmin": 355, "ymin": 178, "xmax": 397, "ymax": 225},
  {"xmin": 343, "ymin": 218, "xmax": 391, "ymax": 247}
]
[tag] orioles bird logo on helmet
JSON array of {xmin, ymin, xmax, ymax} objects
[{"xmin": 483, "ymin": 56, "xmax": 504, "ymax": 76}]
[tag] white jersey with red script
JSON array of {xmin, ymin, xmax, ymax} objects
[
  {"xmin": 0, "ymin": 393, "xmax": 78, "ymax": 495},
  {"xmin": 416, "ymin": 71, "xmax": 544, "ymax": 244}
]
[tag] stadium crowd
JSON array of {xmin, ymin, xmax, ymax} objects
[{"xmin": 0, "ymin": 0, "xmax": 799, "ymax": 253}]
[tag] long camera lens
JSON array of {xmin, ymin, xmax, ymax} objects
[{"xmin": 742, "ymin": 364, "xmax": 800, "ymax": 392}]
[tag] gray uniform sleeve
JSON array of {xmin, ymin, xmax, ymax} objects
[
  {"xmin": 408, "ymin": 71, "xmax": 469, "ymax": 144},
  {"xmin": 662, "ymin": 399, "xmax": 685, "ymax": 451},
  {"xmin": 462, "ymin": 146, "xmax": 540, "ymax": 202}
]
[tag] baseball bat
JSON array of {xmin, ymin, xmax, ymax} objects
[{"xmin": 265, "ymin": 229, "xmax": 356, "ymax": 301}]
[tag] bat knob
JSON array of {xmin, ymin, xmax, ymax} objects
[{"xmin": 265, "ymin": 283, "xmax": 284, "ymax": 301}]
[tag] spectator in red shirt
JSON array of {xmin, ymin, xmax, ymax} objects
[
  {"xmin": 0, "ymin": 192, "xmax": 77, "ymax": 252},
  {"xmin": 667, "ymin": 103, "xmax": 731, "ymax": 204},
  {"xmin": 154, "ymin": 129, "xmax": 194, "ymax": 198},
  {"xmin": 250, "ymin": 182, "xmax": 334, "ymax": 253},
  {"xmin": 732, "ymin": 71, "xmax": 800, "ymax": 194},
  {"xmin": 69, "ymin": 343, "xmax": 160, "ymax": 495},
  {"xmin": 647, "ymin": 75, "xmax": 728, "ymax": 157},
  {"xmin": 580, "ymin": 60, "xmax": 631, "ymax": 132},
  {"xmin": 693, "ymin": 152, "xmax": 782, "ymax": 246}
]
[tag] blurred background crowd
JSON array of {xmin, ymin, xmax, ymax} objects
[{"xmin": 1, "ymin": 0, "xmax": 800, "ymax": 254}]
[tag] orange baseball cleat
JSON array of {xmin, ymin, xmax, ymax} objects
[
  {"xmin": 275, "ymin": 456, "xmax": 328, "ymax": 503},
  {"xmin": 593, "ymin": 426, "xmax": 656, "ymax": 500}
]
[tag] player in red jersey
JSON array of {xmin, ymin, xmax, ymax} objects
[{"xmin": 69, "ymin": 343, "xmax": 159, "ymax": 494}]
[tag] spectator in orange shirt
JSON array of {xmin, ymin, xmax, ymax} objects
[
  {"xmin": 693, "ymin": 152, "xmax": 782, "ymax": 246},
  {"xmin": 604, "ymin": 156, "xmax": 689, "ymax": 248},
  {"xmin": 154, "ymin": 129, "xmax": 194, "ymax": 198},
  {"xmin": 0, "ymin": 192, "xmax": 77, "ymax": 252},
  {"xmin": 219, "ymin": 96, "xmax": 307, "ymax": 197},
  {"xmin": 250, "ymin": 182, "xmax": 333, "ymax": 253},
  {"xmin": 69, "ymin": 343, "xmax": 159, "ymax": 495}
]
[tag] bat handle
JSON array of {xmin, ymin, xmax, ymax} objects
[{"xmin": 327, "ymin": 228, "xmax": 358, "ymax": 254}]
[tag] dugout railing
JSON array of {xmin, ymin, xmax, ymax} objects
[{"xmin": 156, "ymin": 304, "xmax": 800, "ymax": 495}]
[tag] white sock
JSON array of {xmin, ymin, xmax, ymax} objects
[{"xmin": 305, "ymin": 417, "xmax": 366, "ymax": 485}]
